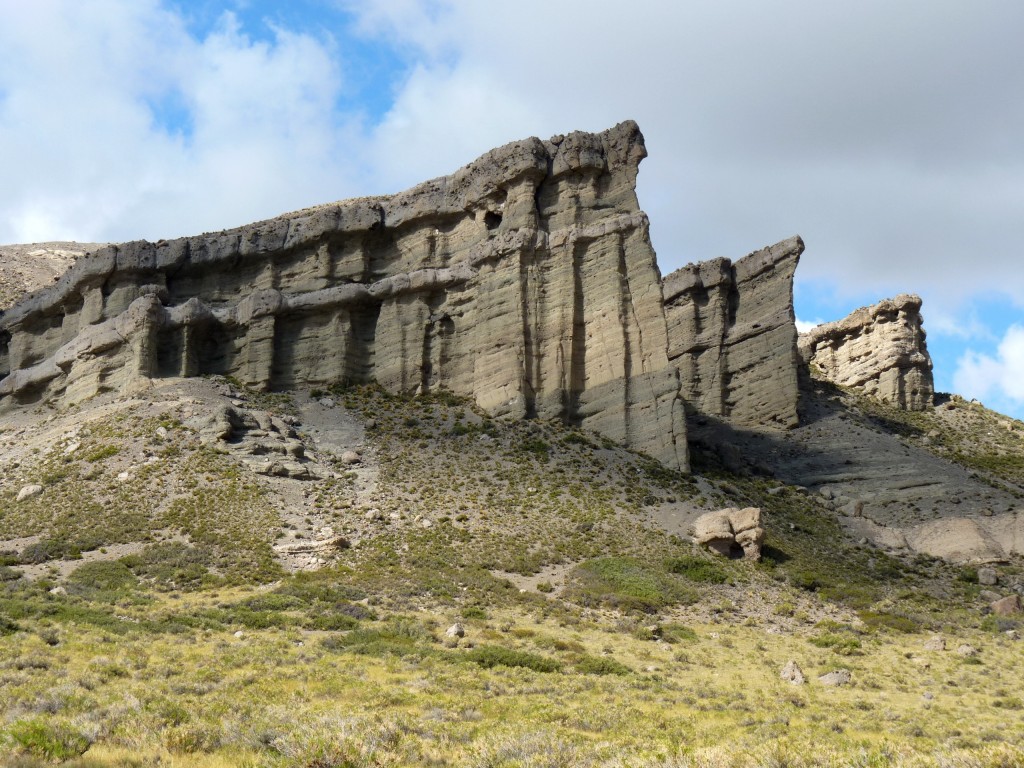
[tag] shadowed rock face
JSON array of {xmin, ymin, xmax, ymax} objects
[{"xmin": 798, "ymin": 294, "xmax": 934, "ymax": 410}]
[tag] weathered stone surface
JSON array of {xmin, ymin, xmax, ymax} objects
[
  {"xmin": 780, "ymin": 660, "xmax": 805, "ymax": 684},
  {"xmin": 817, "ymin": 669, "xmax": 852, "ymax": 687},
  {"xmin": 799, "ymin": 294, "xmax": 934, "ymax": 410},
  {"xmin": 16, "ymin": 484, "xmax": 42, "ymax": 502},
  {"xmin": 693, "ymin": 507, "xmax": 764, "ymax": 560},
  {"xmin": 0, "ymin": 121, "xmax": 688, "ymax": 469},
  {"xmin": 991, "ymin": 595, "xmax": 1022, "ymax": 616},
  {"xmin": 663, "ymin": 237, "xmax": 803, "ymax": 429}
]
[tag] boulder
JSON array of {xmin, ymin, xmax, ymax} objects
[
  {"xmin": 817, "ymin": 669, "xmax": 852, "ymax": 687},
  {"xmin": 16, "ymin": 484, "xmax": 42, "ymax": 502},
  {"xmin": 977, "ymin": 567, "xmax": 998, "ymax": 586},
  {"xmin": 693, "ymin": 507, "xmax": 764, "ymax": 560},
  {"xmin": 780, "ymin": 660, "xmax": 805, "ymax": 685},
  {"xmin": 922, "ymin": 635, "xmax": 946, "ymax": 652},
  {"xmin": 991, "ymin": 595, "xmax": 1022, "ymax": 616}
]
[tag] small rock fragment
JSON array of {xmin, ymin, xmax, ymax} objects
[
  {"xmin": 780, "ymin": 660, "xmax": 805, "ymax": 685},
  {"xmin": 16, "ymin": 484, "xmax": 43, "ymax": 502},
  {"xmin": 817, "ymin": 669, "xmax": 852, "ymax": 687}
]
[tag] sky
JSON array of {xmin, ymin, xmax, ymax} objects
[{"xmin": 1, "ymin": 0, "xmax": 1022, "ymax": 417}]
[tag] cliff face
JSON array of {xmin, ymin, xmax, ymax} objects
[
  {"xmin": 798, "ymin": 293, "xmax": 934, "ymax": 410},
  {"xmin": 662, "ymin": 237, "xmax": 804, "ymax": 428},
  {"xmin": 0, "ymin": 121, "xmax": 689, "ymax": 469}
]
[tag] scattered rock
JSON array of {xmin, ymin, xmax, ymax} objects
[
  {"xmin": 923, "ymin": 635, "xmax": 946, "ymax": 652},
  {"xmin": 341, "ymin": 450, "xmax": 362, "ymax": 465},
  {"xmin": 780, "ymin": 660, "xmax": 805, "ymax": 685},
  {"xmin": 978, "ymin": 567, "xmax": 998, "ymax": 586},
  {"xmin": 233, "ymin": 631, "xmax": 245, "ymax": 639},
  {"xmin": 319, "ymin": 397, "xmax": 336, "ymax": 408},
  {"xmin": 955, "ymin": 644, "xmax": 978, "ymax": 657},
  {"xmin": 445, "ymin": 623, "xmax": 465, "ymax": 638},
  {"xmin": 991, "ymin": 595, "xmax": 1022, "ymax": 616},
  {"xmin": 155, "ymin": 426, "xmax": 169, "ymax": 440},
  {"xmin": 817, "ymin": 669, "xmax": 852, "ymax": 687},
  {"xmin": 16, "ymin": 484, "xmax": 42, "ymax": 502},
  {"xmin": 693, "ymin": 507, "xmax": 764, "ymax": 560}
]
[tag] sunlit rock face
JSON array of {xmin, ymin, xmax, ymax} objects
[
  {"xmin": 0, "ymin": 121, "xmax": 689, "ymax": 470},
  {"xmin": 798, "ymin": 293, "xmax": 935, "ymax": 410}
]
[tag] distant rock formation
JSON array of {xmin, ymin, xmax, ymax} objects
[
  {"xmin": 0, "ymin": 242, "xmax": 103, "ymax": 310},
  {"xmin": 663, "ymin": 237, "xmax": 803, "ymax": 428},
  {"xmin": 798, "ymin": 294, "xmax": 934, "ymax": 410}
]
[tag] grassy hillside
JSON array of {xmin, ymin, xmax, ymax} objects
[{"xmin": 1, "ymin": 383, "xmax": 1023, "ymax": 766}]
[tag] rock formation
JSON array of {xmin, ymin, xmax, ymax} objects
[
  {"xmin": 0, "ymin": 122, "xmax": 691, "ymax": 468},
  {"xmin": 798, "ymin": 294, "xmax": 934, "ymax": 410},
  {"xmin": 663, "ymin": 237, "xmax": 803, "ymax": 428},
  {"xmin": 0, "ymin": 121, "xmax": 811, "ymax": 474},
  {"xmin": 693, "ymin": 507, "xmax": 764, "ymax": 560}
]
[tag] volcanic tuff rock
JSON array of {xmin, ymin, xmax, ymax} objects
[
  {"xmin": 0, "ymin": 122, "xmax": 692, "ymax": 469},
  {"xmin": 663, "ymin": 237, "xmax": 804, "ymax": 428},
  {"xmin": 0, "ymin": 121, "xmax": 811, "ymax": 474},
  {"xmin": 798, "ymin": 294, "xmax": 934, "ymax": 410}
]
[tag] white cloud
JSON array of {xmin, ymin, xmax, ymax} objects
[
  {"xmin": 0, "ymin": 2, "xmax": 364, "ymax": 243},
  {"xmin": 795, "ymin": 318, "xmax": 824, "ymax": 334},
  {"xmin": 953, "ymin": 325, "xmax": 1024, "ymax": 405}
]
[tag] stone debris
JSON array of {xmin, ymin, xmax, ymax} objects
[{"xmin": 693, "ymin": 507, "xmax": 764, "ymax": 560}]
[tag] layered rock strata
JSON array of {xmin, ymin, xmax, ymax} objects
[
  {"xmin": 0, "ymin": 121, "xmax": 688, "ymax": 469},
  {"xmin": 663, "ymin": 237, "xmax": 804, "ymax": 428},
  {"xmin": 798, "ymin": 294, "xmax": 934, "ymax": 410}
]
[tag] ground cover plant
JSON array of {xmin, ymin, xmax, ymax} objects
[{"xmin": 1, "ymin": 382, "xmax": 1024, "ymax": 765}]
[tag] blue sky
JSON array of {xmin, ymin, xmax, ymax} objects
[{"xmin": 1, "ymin": 0, "xmax": 1022, "ymax": 418}]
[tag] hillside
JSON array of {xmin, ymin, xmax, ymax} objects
[{"xmin": 1, "ymin": 378, "xmax": 1023, "ymax": 765}]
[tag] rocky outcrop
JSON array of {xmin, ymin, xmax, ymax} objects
[
  {"xmin": 693, "ymin": 506, "xmax": 764, "ymax": 560},
  {"xmin": 0, "ymin": 121, "xmax": 688, "ymax": 469},
  {"xmin": 798, "ymin": 294, "xmax": 934, "ymax": 410},
  {"xmin": 663, "ymin": 237, "xmax": 803, "ymax": 429}
]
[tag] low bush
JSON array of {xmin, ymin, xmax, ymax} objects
[
  {"xmin": 566, "ymin": 557, "xmax": 698, "ymax": 613},
  {"xmin": 6, "ymin": 719, "xmax": 91, "ymax": 761},
  {"xmin": 573, "ymin": 653, "xmax": 630, "ymax": 676},
  {"xmin": 463, "ymin": 645, "xmax": 562, "ymax": 673}
]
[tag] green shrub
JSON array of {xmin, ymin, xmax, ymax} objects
[
  {"xmin": 321, "ymin": 617, "xmax": 430, "ymax": 658},
  {"xmin": 810, "ymin": 632, "xmax": 862, "ymax": 655},
  {"xmin": 84, "ymin": 444, "xmax": 119, "ymax": 462},
  {"xmin": 66, "ymin": 560, "xmax": 139, "ymax": 596},
  {"xmin": 858, "ymin": 611, "xmax": 921, "ymax": 634},
  {"xmin": 660, "ymin": 623, "xmax": 699, "ymax": 644},
  {"xmin": 463, "ymin": 645, "xmax": 562, "ymax": 673},
  {"xmin": 121, "ymin": 543, "xmax": 212, "ymax": 591},
  {"xmin": 566, "ymin": 557, "xmax": 698, "ymax": 613},
  {"xmin": 665, "ymin": 554, "xmax": 728, "ymax": 584},
  {"xmin": 0, "ymin": 564, "xmax": 22, "ymax": 582},
  {"xmin": 573, "ymin": 653, "xmax": 630, "ymax": 676},
  {"xmin": 6, "ymin": 719, "xmax": 91, "ymax": 760}
]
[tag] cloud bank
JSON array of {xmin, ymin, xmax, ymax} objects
[{"xmin": 1, "ymin": 0, "xmax": 1022, "ymax": 414}]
